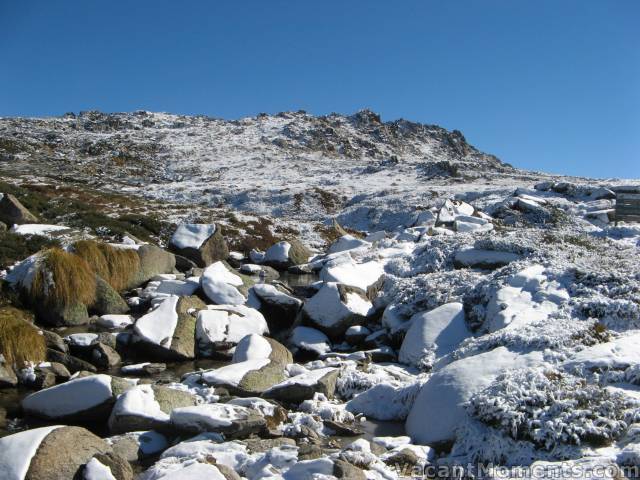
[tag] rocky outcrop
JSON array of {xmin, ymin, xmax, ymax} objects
[{"xmin": 0, "ymin": 193, "xmax": 38, "ymax": 225}]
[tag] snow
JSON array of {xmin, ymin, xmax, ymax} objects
[
  {"xmin": 9, "ymin": 224, "xmax": 70, "ymax": 235},
  {"xmin": 347, "ymin": 381, "xmax": 423, "ymax": 421},
  {"xmin": 202, "ymin": 261, "xmax": 243, "ymax": 287},
  {"xmin": 372, "ymin": 436, "xmax": 412, "ymax": 450},
  {"xmin": 201, "ymin": 279, "xmax": 245, "ymax": 305},
  {"xmin": 196, "ymin": 307, "xmax": 268, "ymax": 354},
  {"xmin": 405, "ymin": 347, "xmax": 544, "ymax": 445},
  {"xmin": 454, "ymin": 248, "xmax": 520, "ymax": 268},
  {"xmin": 319, "ymin": 257, "xmax": 384, "ymax": 291},
  {"xmin": 170, "ymin": 403, "xmax": 252, "ymax": 430},
  {"xmin": 0, "ymin": 425, "xmax": 61, "ymax": 480},
  {"xmin": 22, "ymin": 374, "xmax": 114, "ymax": 418},
  {"xmin": 302, "ymin": 282, "xmax": 373, "ymax": 330},
  {"xmin": 110, "ymin": 384, "xmax": 169, "ymax": 424},
  {"xmin": 263, "ymin": 241, "xmax": 291, "ymax": 263},
  {"xmin": 399, "ymin": 302, "xmax": 470, "ymax": 368},
  {"xmin": 142, "ymin": 277, "xmax": 200, "ymax": 301},
  {"xmin": 65, "ymin": 332, "xmax": 99, "ymax": 347},
  {"xmin": 231, "ymin": 334, "xmax": 273, "ymax": 362},
  {"xmin": 96, "ymin": 314, "xmax": 134, "ymax": 329},
  {"xmin": 327, "ymin": 234, "xmax": 371, "ymax": 254},
  {"xmin": 240, "ymin": 263, "xmax": 262, "ymax": 274},
  {"xmin": 265, "ymin": 367, "xmax": 336, "ymax": 392},
  {"xmin": 201, "ymin": 359, "xmax": 270, "ymax": 387},
  {"xmin": 143, "ymin": 462, "xmax": 226, "ymax": 480},
  {"xmin": 134, "ymin": 296, "xmax": 180, "ymax": 348},
  {"xmin": 251, "ymin": 283, "xmax": 302, "ymax": 307},
  {"xmin": 170, "ymin": 223, "xmax": 216, "ymax": 250},
  {"xmin": 562, "ymin": 332, "xmax": 640, "ymax": 373},
  {"xmin": 282, "ymin": 458, "xmax": 334, "ymax": 479},
  {"xmin": 289, "ymin": 326, "xmax": 331, "ymax": 355},
  {"xmin": 83, "ymin": 458, "xmax": 117, "ymax": 480}
]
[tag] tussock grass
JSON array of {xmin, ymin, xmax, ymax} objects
[
  {"xmin": 0, "ymin": 307, "xmax": 46, "ymax": 365},
  {"xmin": 72, "ymin": 240, "xmax": 140, "ymax": 291},
  {"xmin": 31, "ymin": 248, "xmax": 97, "ymax": 308}
]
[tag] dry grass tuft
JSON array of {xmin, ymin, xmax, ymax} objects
[
  {"xmin": 31, "ymin": 248, "xmax": 97, "ymax": 307},
  {"xmin": 72, "ymin": 240, "xmax": 140, "ymax": 291},
  {"xmin": 0, "ymin": 307, "xmax": 46, "ymax": 365}
]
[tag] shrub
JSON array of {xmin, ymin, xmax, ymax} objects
[
  {"xmin": 72, "ymin": 240, "xmax": 140, "ymax": 291},
  {"xmin": 0, "ymin": 307, "xmax": 46, "ymax": 365},
  {"xmin": 30, "ymin": 248, "xmax": 96, "ymax": 308}
]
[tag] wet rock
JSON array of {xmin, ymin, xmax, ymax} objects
[
  {"xmin": 0, "ymin": 193, "xmax": 38, "ymax": 225},
  {"xmin": 47, "ymin": 348, "xmax": 97, "ymax": 374},
  {"xmin": 263, "ymin": 367, "xmax": 338, "ymax": 403},
  {"xmin": 90, "ymin": 342, "xmax": 122, "ymax": 369},
  {"xmin": 169, "ymin": 223, "xmax": 229, "ymax": 268},
  {"xmin": 108, "ymin": 384, "xmax": 197, "ymax": 434}
]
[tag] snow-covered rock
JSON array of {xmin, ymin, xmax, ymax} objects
[
  {"xmin": 399, "ymin": 302, "xmax": 470, "ymax": 369},
  {"xmin": 288, "ymin": 326, "xmax": 332, "ymax": 356},
  {"xmin": 22, "ymin": 374, "xmax": 132, "ymax": 421},
  {"xmin": 263, "ymin": 367, "xmax": 339, "ymax": 403},
  {"xmin": 327, "ymin": 234, "xmax": 370, "ymax": 254},
  {"xmin": 302, "ymin": 282, "xmax": 374, "ymax": 337},
  {"xmin": 453, "ymin": 248, "xmax": 520, "ymax": 269},
  {"xmin": 563, "ymin": 332, "xmax": 640, "ymax": 373},
  {"xmin": 200, "ymin": 262, "xmax": 246, "ymax": 305},
  {"xmin": 195, "ymin": 305, "xmax": 268, "ymax": 358},
  {"xmin": 249, "ymin": 283, "xmax": 302, "ymax": 328},
  {"xmin": 319, "ymin": 256, "xmax": 384, "ymax": 291},
  {"xmin": 262, "ymin": 239, "xmax": 311, "ymax": 269},
  {"xmin": 170, "ymin": 403, "xmax": 266, "ymax": 438},
  {"xmin": 96, "ymin": 314, "xmax": 134, "ymax": 330},
  {"xmin": 405, "ymin": 347, "xmax": 544, "ymax": 445},
  {"xmin": 168, "ymin": 223, "xmax": 228, "ymax": 268}
]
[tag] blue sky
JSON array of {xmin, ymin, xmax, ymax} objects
[{"xmin": 0, "ymin": 1, "xmax": 638, "ymax": 179}]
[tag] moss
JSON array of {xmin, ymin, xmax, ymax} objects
[
  {"xmin": 31, "ymin": 248, "xmax": 97, "ymax": 308},
  {"xmin": 0, "ymin": 307, "xmax": 46, "ymax": 365},
  {"xmin": 72, "ymin": 240, "xmax": 140, "ymax": 291},
  {"xmin": 0, "ymin": 231, "xmax": 60, "ymax": 270}
]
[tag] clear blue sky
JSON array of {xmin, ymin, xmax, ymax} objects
[{"xmin": 0, "ymin": 1, "xmax": 638, "ymax": 179}]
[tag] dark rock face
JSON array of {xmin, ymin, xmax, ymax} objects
[{"xmin": 0, "ymin": 193, "xmax": 38, "ymax": 225}]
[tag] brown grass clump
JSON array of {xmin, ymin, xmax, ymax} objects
[
  {"xmin": 31, "ymin": 248, "xmax": 97, "ymax": 308},
  {"xmin": 0, "ymin": 307, "xmax": 46, "ymax": 365},
  {"xmin": 72, "ymin": 240, "xmax": 140, "ymax": 291}
]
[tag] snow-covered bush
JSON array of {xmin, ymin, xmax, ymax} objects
[{"xmin": 467, "ymin": 367, "xmax": 640, "ymax": 450}]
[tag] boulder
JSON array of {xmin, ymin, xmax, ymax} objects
[
  {"xmin": 0, "ymin": 356, "xmax": 18, "ymax": 388},
  {"xmin": 201, "ymin": 261, "xmax": 246, "ymax": 305},
  {"xmin": 232, "ymin": 334, "xmax": 293, "ymax": 366},
  {"xmin": 22, "ymin": 374, "xmax": 132, "ymax": 422},
  {"xmin": 42, "ymin": 330, "xmax": 67, "ymax": 353},
  {"xmin": 288, "ymin": 326, "xmax": 331, "ymax": 357},
  {"xmin": 195, "ymin": 305, "xmax": 268, "ymax": 358},
  {"xmin": 327, "ymin": 234, "xmax": 370, "ymax": 254},
  {"xmin": 301, "ymin": 283, "xmax": 374, "ymax": 338},
  {"xmin": 399, "ymin": 302, "xmax": 470, "ymax": 370},
  {"xmin": 249, "ymin": 283, "xmax": 302, "ymax": 329},
  {"xmin": 96, "ymin": 314, "xmax": 134, "ymax": 330},
  {"xmin": 36, "ymin": 301, "xmax": 89, "ymax": 328},
  {"xmin": 108, "ymin": 384, "xmax": 197, "ymax": 434},
  {"xmin": 239, "ymin": 264, "xmax": 280, "ymax": 281},
  {"xmin": 319, "ymin": 256, "xmax": 383, "ymax": 291},
  {"xmin": 169, "ymin": 223, "xmax": 229, "ymax": 268},
  {"xmin": 405, "ymin": 347, "xmax": 543, "ymax": 445},
  {"xmin": 262, "ymin": 239, "xmax": 311, "ymax": 270},
  {"xmin": 120, "ymin": 362, "xmax": 167, "ymax": 376},
  {"xmin": 47, "ymin": 349, "xmax": 97, "ymax": 374},
  {"xmin": 0, "ymin": 425, "xmax": 113, "ymax": 480},
  {"xmin": 200, "ymin": 359, "xmax": 286, "ymax": 396},
  {"xmin": 83, "ymin": 452, "xmax": 133, "ymax": 480},
  {"xmin": 91, "ymin": 276, "xmax": 129, "ymax": 316},
  {"xmin": 90, "ymin": 343, "xmax": 122, "ymax": 369},
  {"xmin": 129, "ymin": 245, "xmax": 176, "ymax": 289},
  {"xmin": 134, "ymin": 295, "xmax": 206, "ymax": 361},
  {"xmin": 170, "ymin": 403, "xmax": 266, "ymax": 438},
  {"xmin": 0, "ymin": 193, "xmax": 38, "ymax": 225},
  {"xmin": 106, "ymin": 431, "xmax": 169, "ymax": 462},
  {"xmin": 453, "ymin": 248, "xmax": 520, "ymax": 269},
  {"xmin": 263, "ymin": 367, "xmax": 338, "ymax": 403}
]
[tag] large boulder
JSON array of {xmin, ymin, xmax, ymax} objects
[
  {"xmin": 0, "ymin": 425, "xmax": 117, "ymax": 480},
  {"xmin": 129, "ymin": 245, "xmax": 176, "ymax": 289},
  {"xmin": 169, "ymin": 223, "xmax": 229, "ymax": 268},
  {"xmin": 405, "ymin": 347, "xmax": 543, "ymax": 446},
  {"xmin": 134, "ymin": 295, "xmax": 206, "ymax": 361},
  {"xmin": 200, "ymin": 261, "xmax": 246, "ymax": 305},
  {"xmin": 262, "ymin": 239, "xmax": 311, "ymax": 270},
  {"xmin": 249, "ymin": 283, "xmax": 302, "ymax": 329},
  {"xmin": 263, "ymin": 367, "xmax": 338, "ymax": 403},
  {"xmin": 170, "ymin": 403, "xmax": 266, "ymax": 438},
  {"xmin": 288, "ymin": 326, "xmax": 331, "ymax": 357},
  {"xmin": 399, "ymin": 302, "xmax": 470, "ymax": 370},
  {"xmin": 195, "ymin": 305, "xmax": 268, "ymax": 358},
  {"xmin": 319, "ymin": 256, "xmax": 383, "ymax": 292},
  {"xmin": 200, "ymin": 335, "xmax": 292, "ymax": 395},
  {"xmin": 108, "ymin": 384, "xmax": 198, "ymax": 434},
  {"xmin": 301, "ymin": 283, "xmax": 374, "ymax": 338},
  {"xmin": 91, "ymin": 276, "xmax": 129, "ymax": 316},
  {"xmin": 22, "ymin": 374, "xmax": 133, "ymax": 422},
  {"xmin": 327, "ymin": 234, "xmax": 370, "ymax": 254},
  {"xmin": 0, "ymin": 193, "xmax": 38, "ymax": 225}
]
